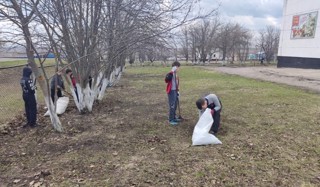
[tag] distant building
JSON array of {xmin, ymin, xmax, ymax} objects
[{"xmin": 278, "ymin": 0, "xmax": 320, "ymax": 69}]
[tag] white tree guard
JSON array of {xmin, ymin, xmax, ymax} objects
[
  {"xmin": 98, "ymin": 78, "xmax": 109, "ymax": 101},
  {"xmin": 75, "ymin": 83, "xmax": 85, "ymax": 112},
  {"xmin": 44, "ymin": 96, "xmax": 63, "ymax": 132},
  {"xmin": 108, "ymin": 70, "xmax": 116, "ymax": 87},
  {"xmin": 70, "ymin": 85, "xmax": 80, "ymax": 112},
  {"xmin": 93, "ymin": 72, "xmax": 103, "ymax": 100},
  {"xmin": 113, "ymin": 67, "xmax": 122, "ymax": 85},
  {"xmin": 83, "ymin": 84, "xmax": 95, "ymax": 112}
]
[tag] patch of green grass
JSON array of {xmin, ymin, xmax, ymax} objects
[
  {"xmin": 195, "ymin": 171, "xmax": 205, "ymax": 178},
  {"xmin": 0, "ymin": 59, "xmax": 56, "ymax": 68},
  {"xmin": 0, "ymin": 60, "xmax": 28, "ymax": 67}
]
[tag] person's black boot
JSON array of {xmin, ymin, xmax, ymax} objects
[
  {"xmin": 30, "ymin": 123, "xmax": 38, "ymax": 128},
  {"xmin": 22, "ymin": 123, "xmax": 29, "ymax": 128}
]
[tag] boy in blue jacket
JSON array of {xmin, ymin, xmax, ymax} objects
[{"xmin": 20, "ymin": 65, "xmax": 37, "ymax": 128}]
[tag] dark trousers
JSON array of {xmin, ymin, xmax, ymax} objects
[
  {"xmin": 168, "ymin": 90, "xmax": 177, "ymax": 121},
  {"xmin": 210, "ymin": 109, "xmax": 221, "ymax": 133},
  {"xmin": 51, "ymin": 89, "xmax": 63, "ymax": 103},
  {"xmin": 74, "ymin": 87, "xmax": 79, "ymax": 102},
  {"xmin": 209, "ymin": 99, "xmax": 222, "ymax": 133},
  {"xmin": 23, "ymin": 93, "xmax": 37, "ymax": 125}
]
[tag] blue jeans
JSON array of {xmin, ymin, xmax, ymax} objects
[{"xmin": 168, "ymin": 90, "xmax": 177, "ymax": 121}]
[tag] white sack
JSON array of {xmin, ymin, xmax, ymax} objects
[
  {"xmin": 44, "ymin": 96, "xmax": 69, "ymax": 116},
  {"xmin": 56, "ymin": 96, "xmax": 69, "ymax": 114},
  {"xmin": 192, "ymin": 108, "xmax": 222, "ymax": 146}
]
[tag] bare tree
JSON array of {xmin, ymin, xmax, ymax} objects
[
  {"xmin": 256, "ymin": 25, "xmax": 280, "ymax": 63},
  {"xmin": 236, "ymin": 32, "xmax": 252, "ymax": 63},
  {"xmin": 158, "ymin": 45, "xmax": 171, "ymax": 66},
  {"xmin": 179, "ymin": 27, "xmax": 189, "ymax": 62},
  {"xmin": 216, "ymin": 22, "xmax": 251, "ymax": 63},
  {"xmin": 128, "ymin": 53, "xmax": 135, "ymax": 66},
  {"xmin": 216, "ymin": 23, "xmax": 233, "ymax": 61},
  {"xmin": 196, "ymin": 19, "xmax": 220, "ymax": 63},
  {"xmin": 229, "ymin": 24, "xmax": 251, "ymax": 63}
]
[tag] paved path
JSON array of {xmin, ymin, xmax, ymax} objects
[{"xmin": 206, "ymin": 66, "xmax": 320, "ymax": 93}]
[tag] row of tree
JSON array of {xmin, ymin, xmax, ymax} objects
[
  {"xmin": 179, "ymin": 19, "xmax": 280, "ymax": 63},
  {"xmin": 0, "ymin": 0, "xmax": 217, "ymax": 131},
  {"xmin": 131, "ymin": 18, "xmax": 280, "ymax": 65}
]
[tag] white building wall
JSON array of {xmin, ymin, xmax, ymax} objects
[{"xmin": 278, "ymin": 0, "xmax": 320, "ymax": 58}]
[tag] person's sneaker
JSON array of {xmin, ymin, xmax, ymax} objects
[
  {"xmin": 174, "ymin": 118, "xmax": 182, "ymax": 122},
  {"xmin": 169, "ymin": 120, "xmax": 178, "ymax": 126},
  {"xmin": 209, "ymin": 130, "xmax": 216, "ymax": 135}
]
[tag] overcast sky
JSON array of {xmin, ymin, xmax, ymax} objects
[{"xmin": 200, "ymin": 0, "xmax": 283, "ymax": 32}]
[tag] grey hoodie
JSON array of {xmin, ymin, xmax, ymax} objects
[
  {"xmin": 205, "ymin": 94, "xmax": 221, "ymax": 111},
  {"xmin": 199, "ymin": 94, "xmax": 221, "ymax": 117}
]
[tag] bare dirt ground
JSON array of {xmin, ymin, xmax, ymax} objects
[
  {"xmin": 206, "ymin": 66, "xmax": 320, "ymax": 93},
  {"xmin": 0, "ymin": 73, "xmax": 206, "ymax": 187}
]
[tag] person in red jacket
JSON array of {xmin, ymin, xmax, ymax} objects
[
  {"xmin": 165, "ymin": 61, "xmax": 181, "ymax": 125},
  {"xmin": 66, "ymin": 69, "xmax": 79, "ymax": 102}
]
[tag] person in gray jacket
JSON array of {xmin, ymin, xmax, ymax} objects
[
  {"xmin": 50, "ymin": 70, "xmax": 65, "ymax": 103},
  {"xmin": 196, "ymin": 94, "xmax": 222, "ymax": 135}
]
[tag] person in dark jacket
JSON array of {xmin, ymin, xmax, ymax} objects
[
  {"xmin": 50, "ymin": 70, "xmax": 65, "ymax": 103},
  {"xmin": 196, "ymin": 94, "xmax": 222, "ymax": 135},
  {"xmin": 165, "ymin": 61, "xmax": 181, "ymax": 126},
  {"xmin": 20, "ymin": 65, "xmax": 37, "ymax": 128}
]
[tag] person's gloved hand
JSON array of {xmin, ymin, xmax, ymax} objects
[
  {"xmin": 211, "ymin": 109, "xmax": 215, "ymax": 115},
  {"xmin": 171, "ymin": 66, "xmax": 177, "ymax": 72}
]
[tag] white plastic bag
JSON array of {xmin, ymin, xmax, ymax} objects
[
  {"xmin": 56, "ymin": 96, "xmax": 69, "ymax": 114},
  {"xmin": 44, "ymin": 97, "xmax": 69, "ymax": 116},
  {"xmin": 192, "ymin": 108, "xmax": 222, "ymax": 146}
]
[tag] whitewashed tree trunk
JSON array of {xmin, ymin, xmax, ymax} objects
[
  {"xmin": 92, "ymin": 73, "xmax": 103, "ymax": 101},
  {"xmin": 75, "ymin": 84, "xmax": 85, "ymax": 112},
  {"xmin": 83, "ymin": 84, "xmax": 94, "ymax": 112},
  {"xmin": 45, "ymin": 96, "xmax": 63, "ymax": 132},
  {"xmin": 69, "ymin": 85, "xmax": 81, "ymax": 112},
  {"xmin": 113, "ymin": 66, "xmax": 122, "ymax": 85},
  {"xmin": 97, "ymin": 78, "xmax": 109, "ymax": 101}
]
